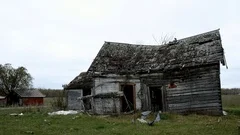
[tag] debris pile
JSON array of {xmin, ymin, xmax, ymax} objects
[
  {"xmin": 137, "ymin": 111, "xmax": 161, "ymax": 126},
  {"xmin": 48, "ymin": 110, "xmax": 78, "ymax": 115},
  {"xmin": 10, "ymin": 113, "xmax": 23, "ymax": 116}
]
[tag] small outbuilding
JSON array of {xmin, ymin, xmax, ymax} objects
[
  {"xmin": 65, "ymin": 29, "xmax": 226, "ymax": 115},
  {"xmin": 13, "ymin": 90, "xmax": 45, "ymax": 106}
]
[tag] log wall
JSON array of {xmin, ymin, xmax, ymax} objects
[{"xmin": 141, "ymin": 63, "xmax": 222, "ymax": 115}]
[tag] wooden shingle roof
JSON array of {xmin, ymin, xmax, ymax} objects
[{"xmin": 88, "ymin": 29, "xmax": 225, "ymax": 74}]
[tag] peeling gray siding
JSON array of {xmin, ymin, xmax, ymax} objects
[
  {"xmin": 93, "ymin": 98, "xmax": 120, "ymax": 114},
  {"xmin": 92, "ymin": 77, "xmax": 141, "ymax": 114}
]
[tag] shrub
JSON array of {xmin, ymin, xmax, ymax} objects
[{"xmin": 50, "ymin": 91, "xmax": 67, "ymax": 110}]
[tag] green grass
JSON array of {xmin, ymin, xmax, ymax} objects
[
  {"xmin": 0, "ymin": 95, "xmax": 239, "ymax": 135},
  {"xmin": 0, "ymin": 108, "xmax": 239, "ymax": 135},
  {"xmin": 222, "ymin": 95, "xmax": 240, "ymax": 116},
  {"xmin": 222, "ymin": 95, "xmax": 240, "ymax": 108}
]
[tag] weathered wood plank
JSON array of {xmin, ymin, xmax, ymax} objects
[
  {"xmin": 167, "ymin": 90, "xmax": 220, "ymax": 97},
  {"xmin": 168, "ymin": 103, "xmax": 221, "ymax": 110},
  {"xmin": 167, "ymin": 95, "xmax": 220, "ymax": 104},
  {"xmin": 168, "ymin": 100, "xmax": 220, "ymax": 108},
  {"xmin": 167, "ymin": 87, "xmax": 220, "ymax": 95}
]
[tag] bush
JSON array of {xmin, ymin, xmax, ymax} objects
[
  {"xmin": 50, "ymin": 91, "xmax": 67, "ymax": 110},
  {"xmin": 222, "ymin": 88, "xmax": 240, "ymax": 95},
  {"xmin": 38, "ymin": 89, "xmax": 64, "ymax": 97}
]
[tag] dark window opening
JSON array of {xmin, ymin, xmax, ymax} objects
[
  {"xmin": 83, "ymin": 89, "xmax": 91, "ymax": 96},
  {"xmin": 121, "ymin": 85, "xmax": 134, "ymax": 112}
]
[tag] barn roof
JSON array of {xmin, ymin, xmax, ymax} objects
[
  {"xmin": 66, "ymin": 29, "xmax": 225, "ymax": 89},
  {"xmin": 14, "ymin": 90, "xmax": 45, "ymax": 98},
  {"xmin": 88, "ymin": 29, "xmax": 225, "ymax": 74}
]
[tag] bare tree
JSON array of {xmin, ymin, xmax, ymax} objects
[{"xmin": 152, "ymin": 34, "xmax": 175, "ymax": 45}]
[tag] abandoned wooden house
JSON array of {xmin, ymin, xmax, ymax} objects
[{"xmin": 65, "ymin": 29, "xmax": 226, "ymax": 115}]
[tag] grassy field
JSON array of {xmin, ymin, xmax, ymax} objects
[
  {"xmin": 0, "ymin": 95, "xmax": 239, "ymax": 135},
  {"xmin": 222, "ymin": 95, "xmax": 240, "ymax": 108},
  {"xmin": 222, "ymin": 95, "xmax": 240, "ymax": 116}
]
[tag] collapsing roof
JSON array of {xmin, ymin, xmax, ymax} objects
[
  {"xmin": 89, "ymin": 29, "xmax": 225, "ymax": 73},
  {"xmin": 66, "ymin": 29, "xmax": 225, "ymax": 89},
  {"xmin": 66, "ymin": 72, "xmax": 93, "ymax": 89}
]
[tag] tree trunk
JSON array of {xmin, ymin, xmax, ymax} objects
[{"xmin": 7, "ymin": 91, "xmax": 20, "ymax": 105}]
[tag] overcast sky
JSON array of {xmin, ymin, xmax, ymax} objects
[{"xmin": 0, "ymin": 0, "xmax": 239, "ymax": 89}]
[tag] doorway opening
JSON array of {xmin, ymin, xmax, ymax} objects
[
  {"xmin": 121, "ymin": 85, "xmax": 135, "ymax": 112},
  {"xmin": 149, "ymin": 86, "xmax": 165, "ymax": 112},
  {"xmin": 82, "ymin": 89, "xmax": 91, "ymax": 110}
]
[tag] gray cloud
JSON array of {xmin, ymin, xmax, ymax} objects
[{"xmin": 0, "ymin": 0, "xmax": 239, "ymax": 88}]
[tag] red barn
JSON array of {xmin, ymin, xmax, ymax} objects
[{"xmin": 14, "ymin": 90, "xmax": 45, "ymax": 106}]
